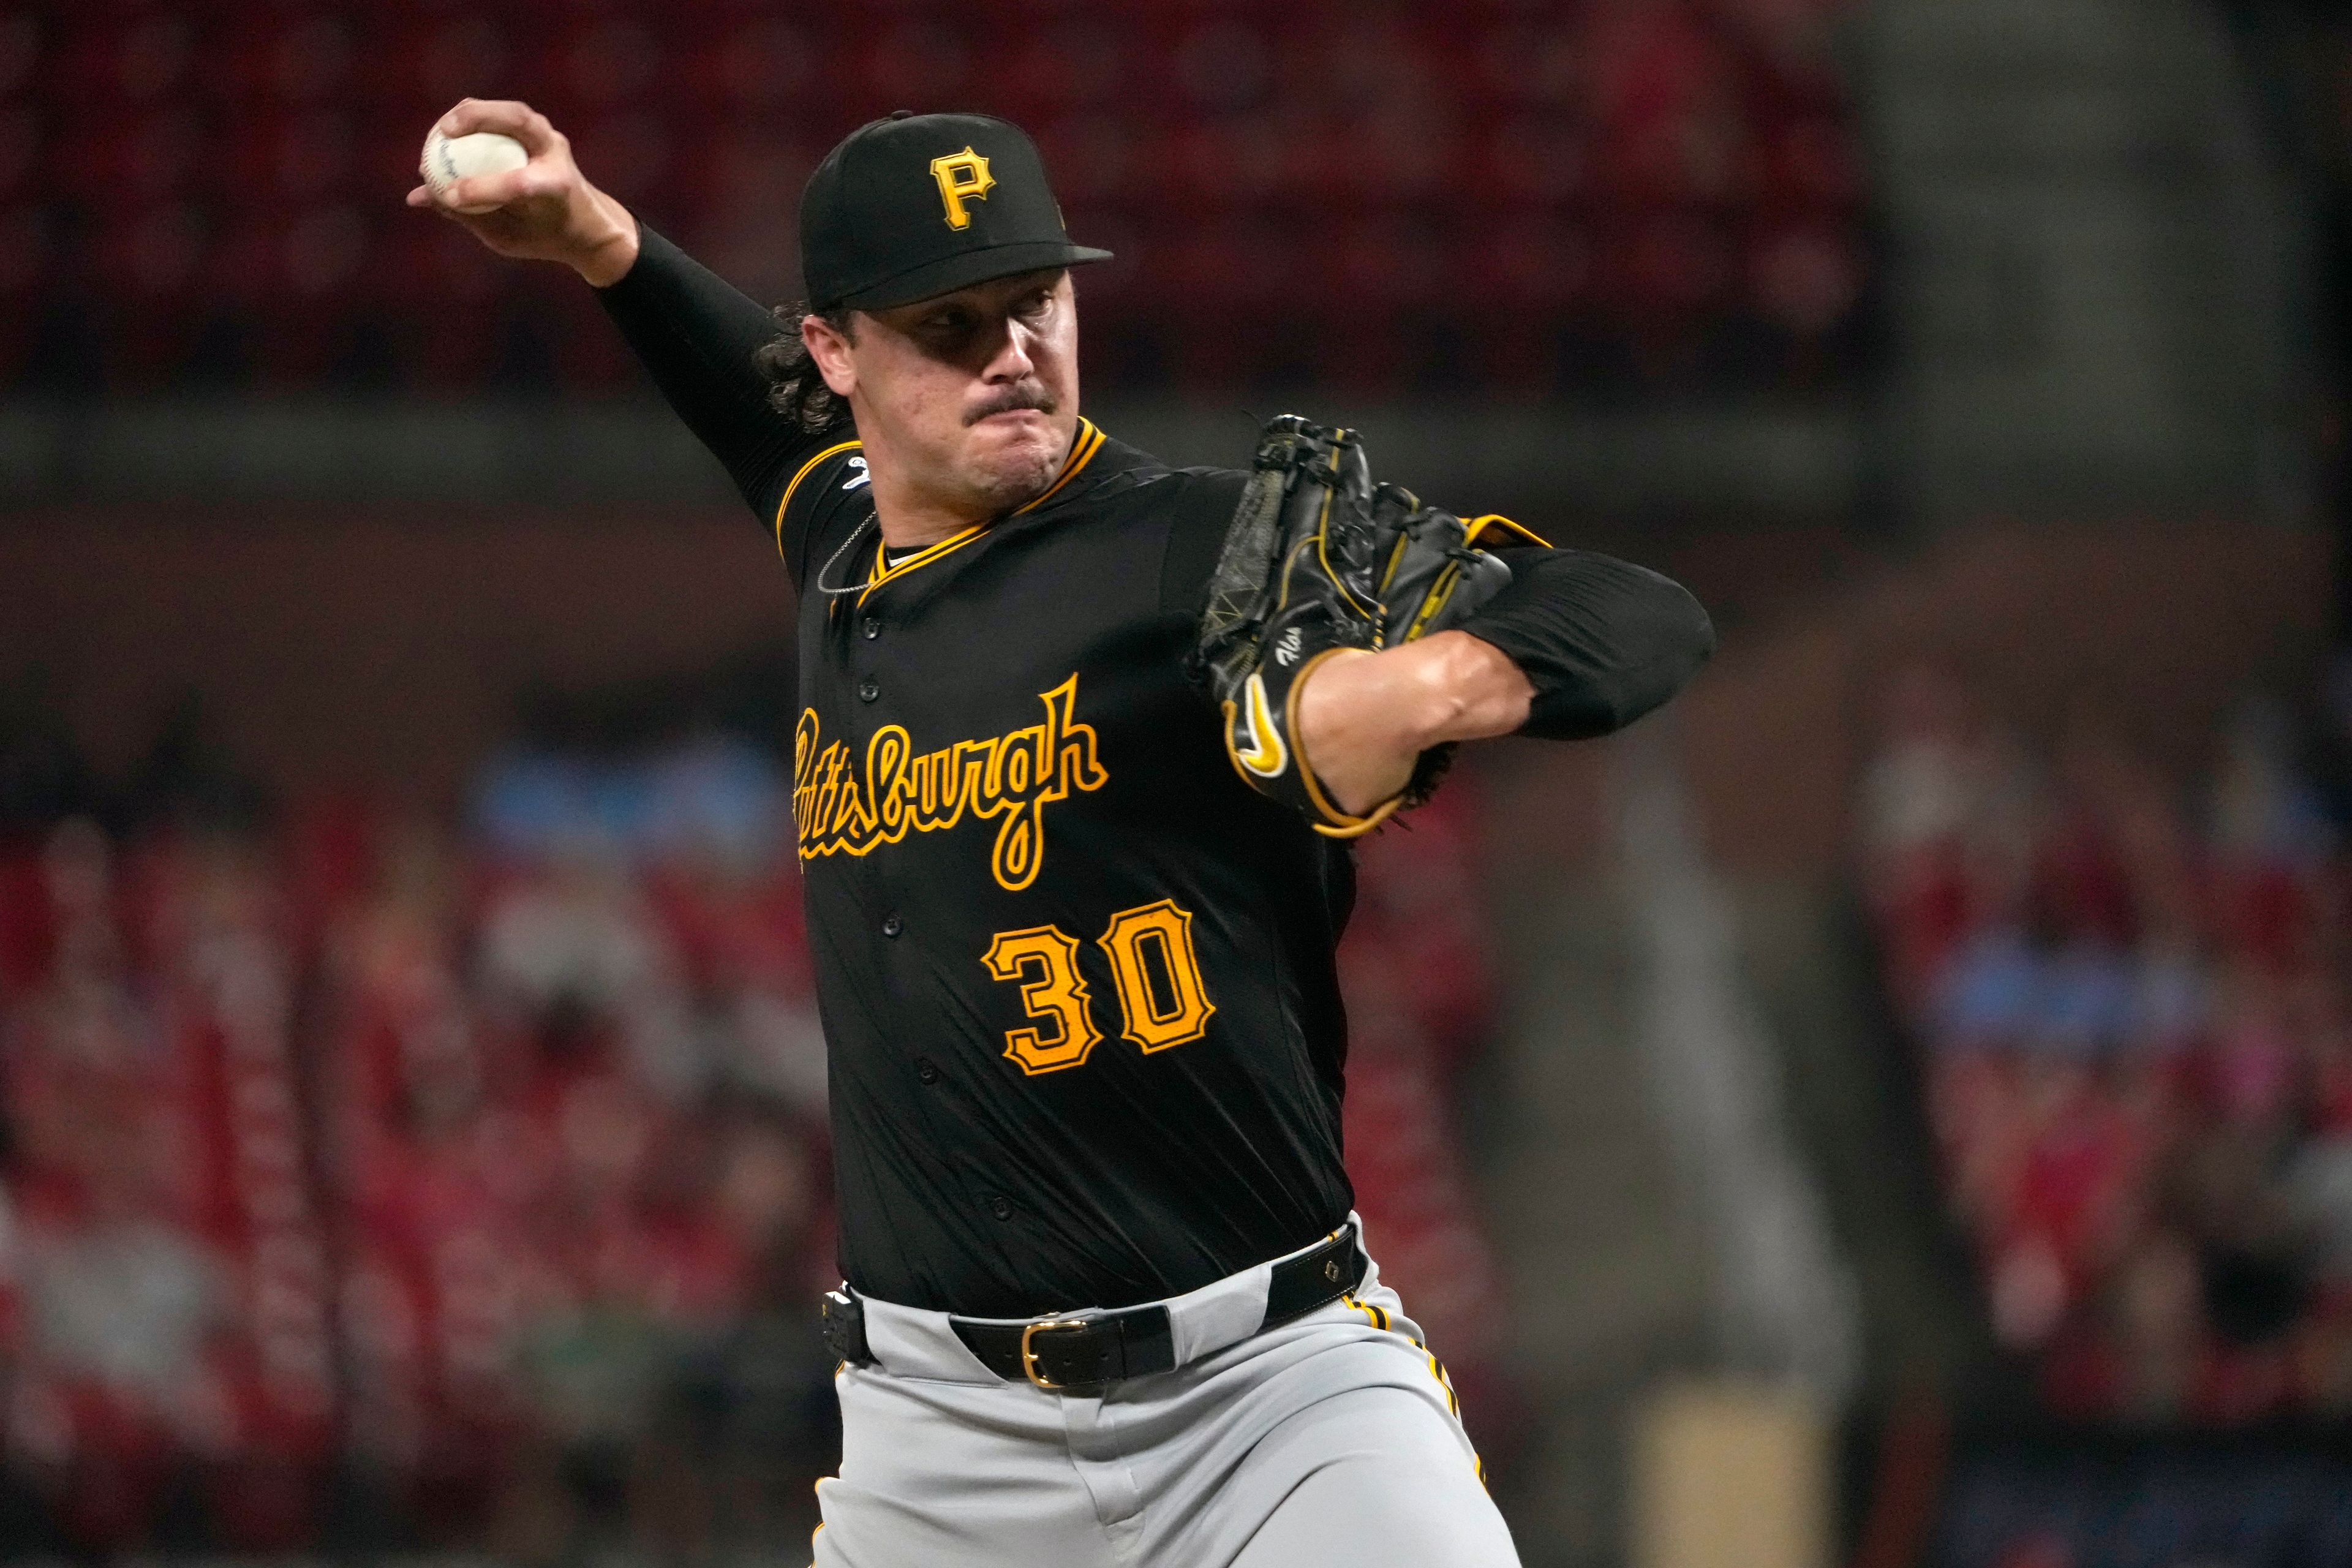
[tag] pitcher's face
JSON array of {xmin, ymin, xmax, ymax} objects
[{"xmin": 805, "ymin": 268, "xmax": 1080, "ymax": 521}]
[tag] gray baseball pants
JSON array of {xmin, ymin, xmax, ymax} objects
[{"xmin": 809, "ymin": 1220, "xmax": 1520, "ymax": 1567}]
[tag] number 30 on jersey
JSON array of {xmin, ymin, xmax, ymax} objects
[{"xmin": 981, "ymin": 898, "xmax": 1215, "ymax": 1075}]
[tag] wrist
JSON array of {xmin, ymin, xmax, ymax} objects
[{"xmin": 573, "ymin": 187, "xmax": 641, "ymax": 287}]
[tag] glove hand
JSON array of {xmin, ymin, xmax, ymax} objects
[{"xmin": 1193, "ymin": 415, "xmax": 1543, "ymax": 835}]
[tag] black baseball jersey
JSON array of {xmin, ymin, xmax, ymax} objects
[{"xmin": 600, "ymin": 227, "xmax": 1715, "ymax": 1317}]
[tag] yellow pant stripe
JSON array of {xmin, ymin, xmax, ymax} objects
[{"xmin": 1344, "ymin": 1291, "xmax": 1477, "ymax": 1473}]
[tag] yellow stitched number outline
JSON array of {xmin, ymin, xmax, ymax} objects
[
  {"xmin": 981, "ymin": 900, "xmax": 1216, "ymax": 1073},
  {"xmin": 930, "ymin": 147, "xmax": 995, "ymax": 230},
  {"xmin": 981, "ymin": 925, "xmax": 1101, "ymax": 1075},
  {"xmin": 1096, "ymin": 900, "xmax": 1216, "ymax": 1052}
]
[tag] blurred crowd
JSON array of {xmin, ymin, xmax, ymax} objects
[
  {"xmin": 1859, "ymin": 662, "xmax": 2352, "ymax": 1426},
  {"xmin": 0, "ymin": 733, "xmax": 1509, "ymax": 1558},
  {"xmin": 3, "ymin": 0, "xmax": 1866, "ymax": 400}
]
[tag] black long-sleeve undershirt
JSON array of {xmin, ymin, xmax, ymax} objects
[
  {"xmin": 1464, "ymin": 549, "xmax": 1715, "ymax": 738},
  {"xmin": 596, "ymin": 223, "xmax": 1714, "ymax": 741},
  {"xmin": 597, "ymin": 225, "xmax": 816, "ymax": 529}
]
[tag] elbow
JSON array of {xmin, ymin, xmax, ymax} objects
[
  {"xmin": 1680, "ymin": 590, "xmax": 1719, "ymax": 680},
  {"xmin": 1599, "ymin": 584, "xmax": 1714, "ymax": 733},
  {"xmin": 1589, "ymin": 587, "xmax": 1721, "ymax": 738},
  {"xmin": 1479, "ymin": 564, "xmax": 1716, "ymax": 741},
  {"xmin": 1667, "ymin": 584, "xmax": 1716, "ymax": 673}
]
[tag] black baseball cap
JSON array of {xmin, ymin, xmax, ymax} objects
[{"xmin": 800, "ymin": 111, "xmax": 1112, "ymax": 313}]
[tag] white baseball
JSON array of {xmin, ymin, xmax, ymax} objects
[{"xmin": 421, "ymin": 130, "xmax": 529, "ymax": 212}]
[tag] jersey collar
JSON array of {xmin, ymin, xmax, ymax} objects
[
  {"xmin": 1008, "ymin": 417, "xmax": 1108, "ymax": 518},
  {"xmin": 853, "ymin": 417, "xmax": 1108, "ymax": 607}
]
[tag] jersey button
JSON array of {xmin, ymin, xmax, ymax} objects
[
  {"xmin": 989, "ymin": 1196, "xmax": 1013, "ymax": 1221},
  {"xmin": 915, "ymin": 1057, "xmax": 940, "ymax": 1085},
  {"xmin": 858, "ymin": 679, "xmax": 880, "ymax": 703},
  {"xmin": 882, "ymin": 914, "xmax": 903, "ymax": 938},
  {"xmin": 861, "ymin": 616, "xmax": 881, "ymax": 640}
]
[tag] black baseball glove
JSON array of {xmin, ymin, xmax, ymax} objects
[{"xmin": 1191, "ymin": 415, "xmax": 1542, "ymax": 837}]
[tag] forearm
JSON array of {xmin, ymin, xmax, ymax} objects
[
  {"xmin": 1294, "ymin": 633, "xmax": 1533, "ymax": 815},
  {"xmin": 1294, "ymin": 551, "xmax": 1714, "ymax": 815},
  {"xmin": 564, "ymin": 184, "xmax": 639, "ymax": 287}
]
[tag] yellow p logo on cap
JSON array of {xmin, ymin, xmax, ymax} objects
[{"xmin": 930, "ymin": 147, "xmax": 995, "ymax": 230}]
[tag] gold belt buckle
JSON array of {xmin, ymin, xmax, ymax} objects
[{"xmin": 1020, "ymin": 1316, "xmax": 1092, "ymax": 1390}]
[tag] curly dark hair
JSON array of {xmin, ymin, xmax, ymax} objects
[{"xmin": 753, "ymin": 301, "xmax": 856, "ymax": 435}]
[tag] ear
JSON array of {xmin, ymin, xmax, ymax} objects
[{"xmin": 802, "ymin": 312, "xmax": 858, "ymax": 399}]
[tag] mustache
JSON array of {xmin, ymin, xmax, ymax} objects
[{"xmin": 965, "ymin": 385, "xmax": 1058, "ymax": 424}]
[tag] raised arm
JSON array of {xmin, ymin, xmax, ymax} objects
[
  {"xmin": 591, "ymin": 227, "xmax": 813, "ymax": 523},
  {"xmin": 1297, "ymin": 548, "xmax": 1716, "ymax": 815},
  {"xmin": 408, "ymin": 99, "xmax": 817, "ymax": 537}
]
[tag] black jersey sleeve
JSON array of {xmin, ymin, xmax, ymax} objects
[
  {"xmin": 595, "ymin": 223, "xmax": 850, "ymax": 584},
  {"xmin": 1458, "ymin": 547, "xmax": 1716, "ymax": 740}
]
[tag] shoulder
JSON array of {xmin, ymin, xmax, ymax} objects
[
  {"xmin": 777, "ymin": 432, "xmax": 869, "ymax": 535},
  {"xmin": 776, "ymin": 431, "xmax": 874, "ymax": 582},
  {"xmin": 1023, "ymin": 435, "xmax": 1248, "ymax": 617},
  {"xmin": 1039, "ymin": 429, "xmax": 1246, "ymax": 526}
]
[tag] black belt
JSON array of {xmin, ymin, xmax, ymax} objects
[{"xmin": 821, "ymin": 1224, "xmax": 1368, "ymax": 1393}]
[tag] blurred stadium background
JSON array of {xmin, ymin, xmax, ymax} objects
[{"xmin": 1, "ymin": 0, "xmax": 2348, "ymax": 1565}]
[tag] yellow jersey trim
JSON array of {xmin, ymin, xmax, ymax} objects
[
  {"xmin": 848, "ymin": 418, "xmax": 1107, "ymax": 607},
  {"xmin": 854, "ymin": 521, "xmax": 991, "ymax": 608},
  {"xmin": 1011, "ymin": 418, "xmax": 1106, "ymax": 517},
  {"xmin": 1462, "ymin": 513, "xmax": 1550, "ymax": 549},
  {"xmin": 775, "ymin": 439, "xmax": 864, "ymax": 560}
]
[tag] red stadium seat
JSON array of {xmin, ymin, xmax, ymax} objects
[
  {"xmin": 91, "ymin": 203, "xmax": 210, "ymax": 384},
  {"xmin": 1030, "ymin": 114, "xmax": 1134, "ymax": 208},
  {"xmin": 213, "ymin": 109, "xmax": 359, "ymax": 203},
  {"xmin": 0, "ymin": 106, "xmax": 35, "ymax": 208},
  {"xmin": 1747, "ymin": 220, "xmax": 1861, "ymax": 340},
  {"xmin": 848, "ymin": 20, "xmax": 978, "ymax": 116},
  {"xmin": 47, "ymin": 14, "xmax": 197, "ymax": 107},
  {"xmin": 1754, "ymin": 116, "xmax": 1864, "ymax": 214},
  {"xmin": 1165, "ymin": 118, "xmax": 1294, "ymax": 210},
  {"xmin": 671, "ymin": 16, "xmax": 835, "ymax": 124},
  {"xmin": 0, "ymin": 753, "xmax": 1514, "ymax": 1516},
  {"xmin": 7, "ymin": 0, "xmax": 1867, "ymax": 398},
  {"xmin": 992, "ymin": 23, "xmax": 1134, "ymax": 123},
  {"xmin": 363, "ymin": 221, "xmax": 506, "ymax": 389},
  {"xmin": 1596, "ymin": 210, "xmax": 1732, "ymax": 330},
  {"xmin": 204, "ymin": 12, "xmax": 356, "ymax": 107},
  {"xmin": 1456, "ymin": 216, "xmax": 1589, "ymax": 391},
  {"xmin": 0, "ymin": 12, "xmax": 39, "ymax": 102},
  {"xmin": 355, "ymin": 15, "xmax": 514, "ymax": 113},
  {"xmin": 1464, "ymin": 213, "xmax": 1591, "ymax": 313},
  {"xmin": 48, "ymin": 108, "xmax": 200, "ymax": 203},
  {"xmin": 547, "ymin": 12, "xmax": 665, "ymax": 111},
  {"xmin": 1470, "ymin": 21, "xmax": 1587, "ymax": 108},
  {"xmin": 247, "ymin": 206, "xmax": 375, "ymax": 383},
  {"xmin": 1472, "ymin": 115, "xmax": 1594, "ymax": 211},
  {"xmin": 565, "ymin": 111, "xmax": 676, "ymax": 211}
]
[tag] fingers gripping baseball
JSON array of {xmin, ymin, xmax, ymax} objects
[
  {"xmin": 406, "ymin": 99, "xmax": 639, "ymax": 287},
  {"xmin": 437, "ymin": 97, "xmax": 562, "ymax": 153}
]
